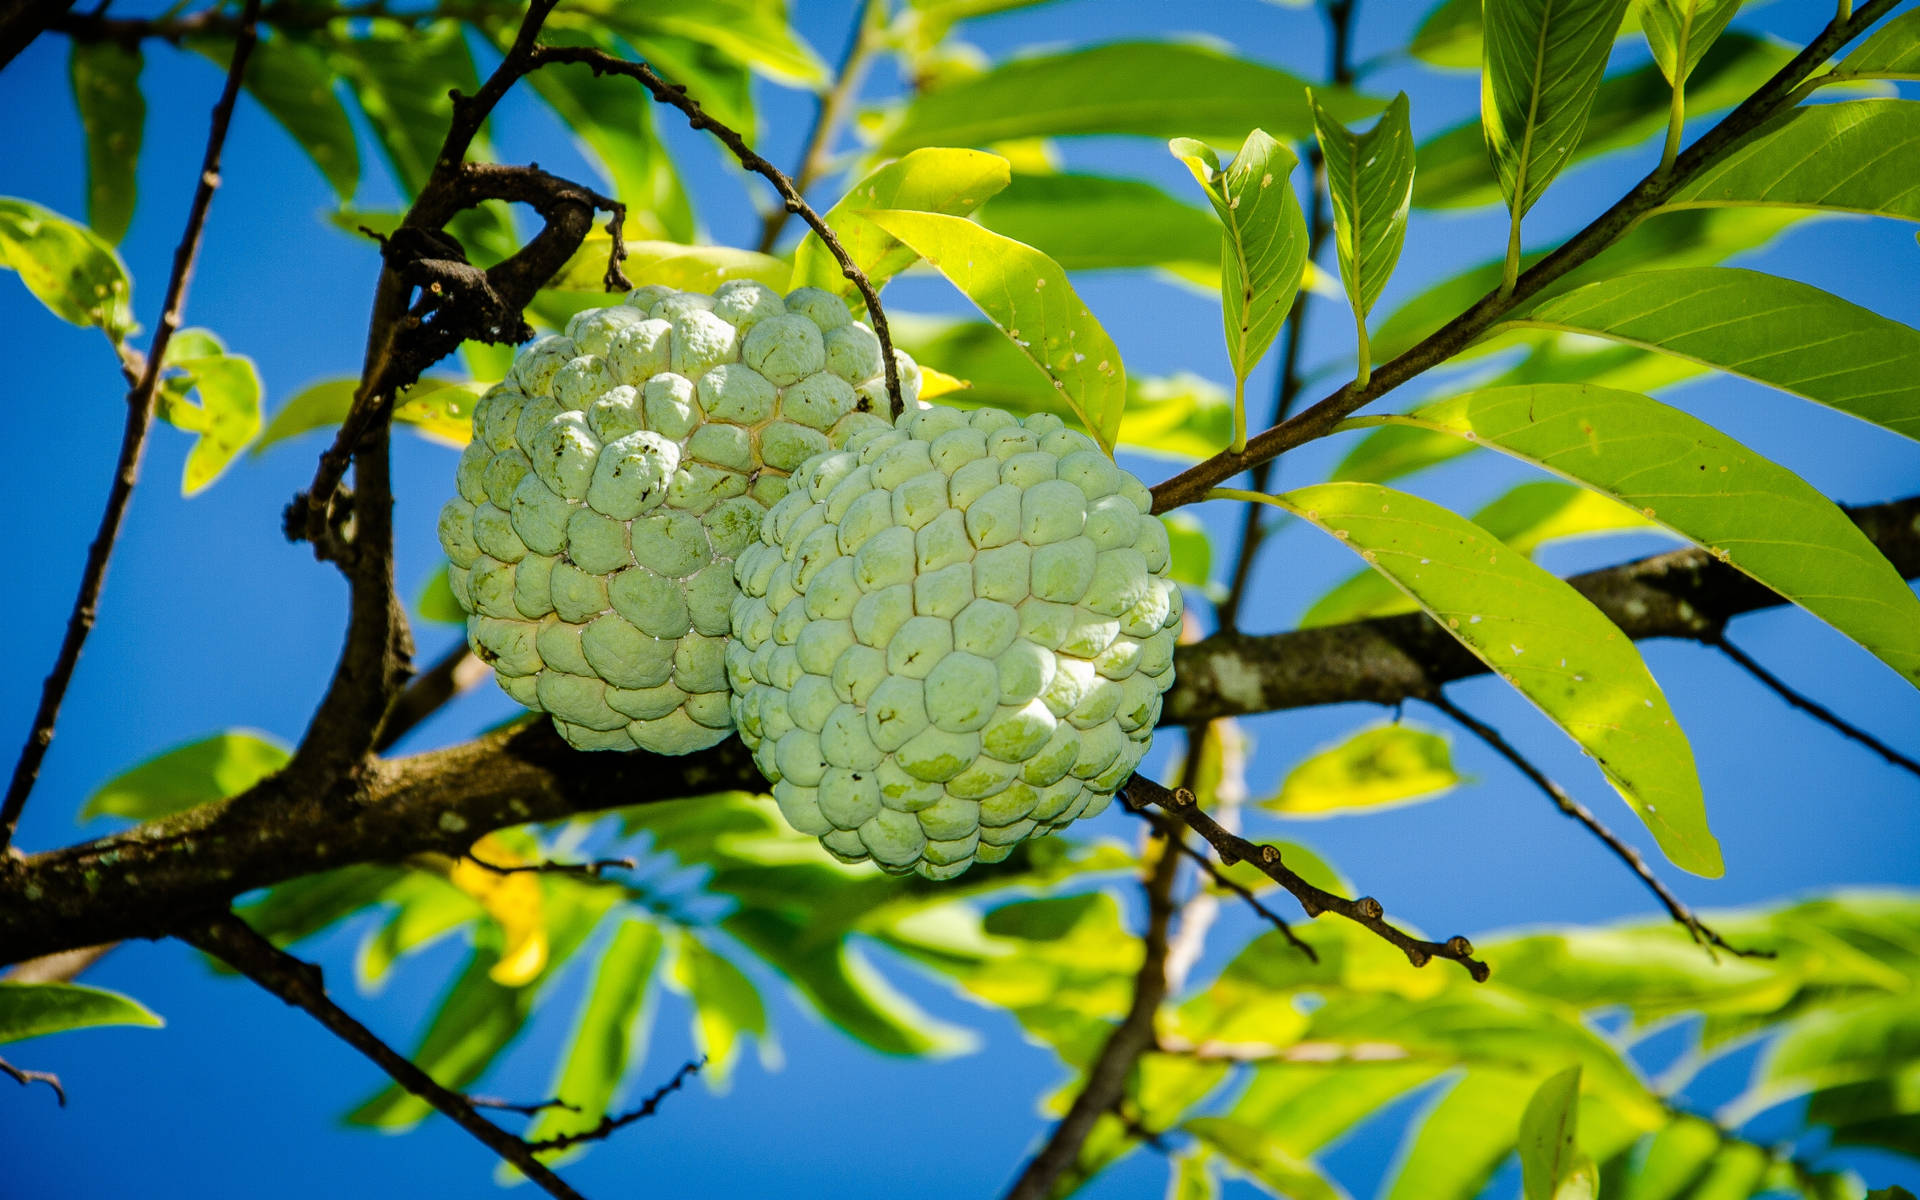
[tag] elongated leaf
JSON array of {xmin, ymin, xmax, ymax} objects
[
  {"xmin": 1423, "ymin": 32, "xmax": 1787, "ymax": 210},
  {"xmin": 860, "ymin": 210, "xmax": 1126, "ymax": 452},
  {"xmin": 571, "ymin": 0, "xmax": 825, "ymax": 86},
  {"xmin": 1839, "ymin": 9, "xmax": 1920, "ymax": 81},
  {"xmin": 877, "ymin": 41, "xmax": 1379, "ymax": 153},
  {"xmin": 1481, "ymin": 0, "xmax": 1634, "ymax": 219},
  {"xmin": 1224, "ymin": 481, "xmax": 1719, "ymax": 876},
  {"xmin": 1163, "ymin": 514, "xmax": 1213, "ymax": 592},
  {"xmin": 0, "ymin": 197, "xmax": 134, "ymax": 339},
  {"xmin": 255, "ymin": 377, "xmax": 477, "ymax": 453},
  {"xmin": 1171, "ymin": 129, "xmax": 1307, "ymax": 448},
  {"xmin": 1329, "ymin": 424, "xmax": 1477, "ymax": 485},
  {"xmin": 355, "ymin": 877, "xmax": 478, "ymax": 990},
  {"xmin": 1510, "ymin": 267, "xmax": 1920, "ymax": 441},
  {"xmin": 1266, "ymin": 722, "xmax": 1463, "ymax": 816},
  {"xmin": 668, "ymin": 932, "xmax": 768, "ymax": 1089},
  {"xmin": 1168, "ymin": 1150, "xmax": 1220, "ymax": 1200},
  {"xmin": 0, "ymin": 983, "xmax": 161, "ymax": 1044},
  {"xmin": 1639, "ymin": 0, "xmax": 1739, "ymax": 84},
  {"xmin": 71, "ymin": 41, "xmax": 143, "ymax": 245},
  {"xmin": 1359, "ymin": 384, "xmax": 1920, "ymax": 686},
  {"xmin": 189, "ymin": 34, "xmax": 358, "ymax": 200},
  {"xmin": 528, "ymin": 919, "xmax": 663, "ymax": 1150},
  {"xmin": 440, "ymin": 838, "xmax": 550, "ymax": 987},
  {"xmin": 162, "ymin": 336, "xmax": 264, "ymax": 495},
  {"xmin": 415, "ymin": 563, "xmax": 465, "ymax": 626},
  {"xmin": 1411, "ymin": 0, "xmax": 1485, "ymax": 68},
  {"xmin": 1301, "ymin": 482, "xmax": 1654, "ymax": 628},
  {"xmin": 1183, "ymin": 1116, "xmax": 1347, "ymax": 1200},
  {"xmin": 332, "ymin": 20, "xmax": 478, "ymax": 196},
  {"xmin": 791, "ymin": 148, "xmax": 1010, "ymax": 296},
  {"xmin": 1661, "ymin": 100, "xmax": 1920, "ymax": 223},
  {"xmin": 84, "ymin": 730, "xmax": 291, "ymax": 822},
  {"xmin": 1519, "ymin": 1065, "xmax": 1584, "ymax": 1200},
  {"xmin": 1385, "ymin": 1073, "xmax": 1534, "ymax": 1200},
  {"xmin": 973, "ymin": 172, "xmax": 1220, "ymax": 281},
  {"xmin": 1312, "ymin": 90, "xmax": 1415, "ymax": 322},
  {"xmin": 349, "ymin": 947, "xmax": 534, "ymax": 1127}
]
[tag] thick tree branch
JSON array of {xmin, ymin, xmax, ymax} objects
[
  {"xmin": 1149, "ymin": 0, "xmax": 1905, "ymax": 514},
  {"xmin": 180, "ymin": 913, "xmax": 589, "ymax": 1200},
  {"xmin": 0, "ymin": 0, "xmax": 262, "ymax": 853},
  {"xmin": 0, "ymin": 0, "xmax": 76, "ymax": 67},
  {"xmin": 2, "ymin": 495, "xmax": 1914, "ymax": 965}
]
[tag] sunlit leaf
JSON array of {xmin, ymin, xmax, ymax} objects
[
  {"xmin": 1360, "ymin": 384, "xmax": 1920, "ymax": 687},
  {"xmin": 161, "ymin": 330, "xmax": 264, "ymax": 494},
  {"xmin": 254, "ymin": 376, "xmax": 479, "ymax": 453},
  {"xmin": 1163, "ymin": 514, "xmax": 1213, "ymax": 592},
  {"xmin": 0, "ymin": 197, "xmax": 135, "ymax": 340},
  {"xmin": 570, "ymin": 0, "xmax": 826, "ymax": 86},
  {"xmin": 1266, "ymin": 723, "xmax": 1463, "ymax": 816},
  {"xmin": 877, "ymin": 41, "xmax": 1380, "ymax": 153},
  {"xmin": 1518, "ymin": 1065, "xmax": 1583, "ymax": 1200},
  {"xmin": 190, "ymin": 34, "xmax": 359, "ymax": 200},
  {"xmin": 441, "ymin": 836, "xmax": 550, "ymax": 986},
  {"xmin": 1328, "ymin": 423, "xmax": 1477, "ymax": 486},
  {"xmin": 83, "ymin": 730, "xmax": 290, "ymax": 822},
  {"xmin": 1183, "ymin": 1116, "xmax": 1347, "ymax": 1200},
  {"xmin": 1311, "ymin": 90, "xmax": 1415, "ymax": 381},
  {"xmin": 1838, "ymin": 9, "xmax": 1920, "ymax": 82},
  {"xmin": 1170, "ymin": 129, "xmax": 1307, "ymax": 449},
  {"xmin": 860, "ymin": 210, "xmax": 1126, "ymax": 452},
  {"xmin": 70, "ymin": 41, "xmax": 143, "ymax": 245},
  {"xmin": 1661, "ymin": 100, "xmax": 1920, "ymax": 223},
  {"xmin": 348, "ymin": 946, "xmax": 534, "ymax": 1128},
  {"xmin": 1167, "ymin": 1149, "xmax": 1220, "ymax": 1200},
  {"xmin": 1410, "ymin": 0, "xmax": 1484, "ymax": 69},
  {"xmin": 355, "ymin": 875, "xmax": 479, "ymax": 990},
  {"xmin": 1639, "ymin": 0, "xmax": 1740, "ymax": 85},
  {"xmin": 331, "ymin": 19, "xmax": 478, "ymax": 196},
  {"xmin": 527, "ymin": 918, "xmax": 663, "ymax": 1151},
  {"xmin": 792, "ymin": 148, "xmax": 1011, "ymax": 296},
  {"xmin": 1509, "ymin": 267, "xmax": 1920, "ymax": 442},
  {"xmin": 1384, "ymin": 1072, "xmax": 1534, "ymax": 1200},
  {"xmin": 0, "ymin": 982, "xmax": 161, "ymax": 1045},
  {"xmin": 974, "ymin": 172, "xmax": 1220, "ymax": 281},
  {"xmin": 1481, "ymin": 0, "xmax": 1634, "ymax": 221},
  {"xmin": 1222, "ymin": 482, "xmax": 1719, "ymax": 876},
  {"xmin": 415, "ymin": 562, "xmax": 466, "ymax": 626},
  {"xmin": 559, "ymin": 236, "xmax": 790, "ymax": 295},
  {"xmin": 667, "ymin": 932, "xmax": 769, "ymax": 1090}
]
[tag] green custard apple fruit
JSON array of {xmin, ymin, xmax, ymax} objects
[
  {"xmin": 727, "ymin": 404, "xmax": 1181, "ymax": 879},
  {"xmin": 438, "ymin": 281, "xmax": 920, "ymax": 755}
]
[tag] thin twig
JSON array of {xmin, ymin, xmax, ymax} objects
[
  {"xmin": 530, "ymin": 44, "xmax": 906, "ymax": 421},
  {"xmin": 1136, "ymin": 805, "xmax": 1316, "ymax": 962},
  {"xmin": 1125, "ymin": 775, "xmax": 1490, "ymax": 980},
  {"xmin": 755, "ymin": 0, "xmax": 877, "ymax": 254},
  {"xmin": 1217, "ymin": 0, "xmax": 1356, "ymax": 632},
  {"xmin": 463, "ymin": 854, "xmax": 635, "ymax": 879},
  {"xmin": 1712, "ymin": 636, "xmax": 1920, "ymax": 779},
  {"xmin": 469, "ymin": 1094, "xmax": 580, "ymax": 1117},
  {"xmin": 0, "ymin": 0, "xmax": 263, "ymax": 854},
  {"xmin": 374, "ymin": 641, "xmax": 487, "ymax": 753},
  {"xmin": 1001, "ymin": 834, "xmax": 1183, "ymax": 1200},
  {"xmin": 1148, "ymin": 0, "xmax": 1904, "ymax": 514},
  {"xmin": 1, "ymin": 1055, "xmax": 65, "ymax": 1105},
  {"xmin": 1426, "ymin": 694, "xmax": 1767, "ymax": 960},
  {"xmin": 521, "ymin": 1058, "xmax": 704, "ymax": 1153},
  {"xmin": 180, "ymin": 913, "xmax": 589, "ymax": 1200}
]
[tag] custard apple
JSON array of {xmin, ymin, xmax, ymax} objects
[
  {"xmin": 437, "ymin": 280, "xmax": 920, "ymax": 754},
  {"xmin": 727, "ymin": 404, "xmax": 1181, "ymax": 879}
]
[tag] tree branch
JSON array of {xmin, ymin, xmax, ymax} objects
[
  {"xmin": 0, "ymin": 0, "xmax": 263, "ymax": 853},
  {"xmin": 519, "ymin": 1058, "xmax": 704, "ymax": 1153},
  {"xmin": 1143, "ymin": 806, "xmax": 1316, "ymax": 962},
  {"xmin": 1124, "ymin": 776, "xmax": 1489, "ymax": 980},
  {"xmin": 2, "ymin": 495, "xmax": 1914, "ymax": 966},
  {"xmin": 0, "ymin": 1054, "xmax": 66, "ymax": 1106},
  {"xmin": 1711, "ymin": 635, "xmax": 1920, "ymax": 780},
  {"xmin": 180, "ymin": 912, "xmax": 589, "ymax": 1200},
  {"xmin": 1148, "ymin": 0, "xmax": 1905, "ymax": 514},
  {"xmin": 1001, "ymin": 833, "xmax": 1182, "ymax": 1200},
  {"xmin": 1425, "ymin": 694, "xmax": 1765, "ymax": 960}
]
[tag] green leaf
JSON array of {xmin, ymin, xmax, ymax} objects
[
  {"xmin": 877, "ymin": 41, "xmax": 1380, "ymax": 153},
  {"xmin": 355, "ymin": 876, "xmax": 479, "ymax": 989},
  {"xmin": 331, "ymin": 20, "xmax": 478, "ymax": 196},
  {"xmin": 1411, "ymin": 0, "xmax": 1485, "ymax": 69},
  {"xmin": 1519, "ymin": 1065, "xmax": 1583, "ymax": 1200},
  {"xmin": 561, "ymin": 238, "xmax": 790, "ymax": 296},
  {"xmin": 0, "ymin": 982, "xmax": 161, "ymax": 1045},
  {"xmin": 254, "ymin": 376, "xmax": 479, "ymax": 453},
  {"xmin": 1329, "ymin": 424, "xmax": 1477, "ymax": 485},
  {"xmin": 1421, "ymin": 32, "xmax": 1787, "ymax": 210},
  {"xmin": 1184, "ymin": 1116, "xmax": 1347, "ymax": 1200},
  {"xmin": 415, "ymin": 563, "xmax": 466, "ymax": 626},
  {"xmin": 1838, "ymin": 9, "xmax": 1920, "ymax": 82},
  {"xmin": 1222, "ymin": 481, "xmax": 1719, "ymax": 876},
  {"xmin": 1638, "ymin": 0, "xmax": 1740, "ymax": 85},
  {"xmin": 1163, "ymin": 514, "xmax": 1213, "ymax": 592},
  {"xmin": 792, "ymin": 148, "xmax": 1011, "ymax": 296},
  {"xmin": 1311, "ymin": 90, "xmax": 1416, "ymax": 374},
  {"xmin": 973, "ymin": 171, "xmax": 1220, "ymax": 282},
  {"xmin": 1360, "ymin": 384, "xmax": 1920, "ymax": 687},
  {"xmin": 860, "ymin": 210, "xmax": 1126, "ymax": 453},
  {"xmin": 162, "ymin": 335, "xmax": 264, "ymax": 495},
  {"xmin": 570, "ymin": 0, "xmax": 825, "ymax": 86},
  {"xmin": 349, "ymin": 947, "xmax": 534, "ymax": 1128},
  {"xmin": 1300, "ymin": 481, "xmax": 1654, "ymax": 628},
  {"xmin": 1170, "ymin": 129, "xmax": 1307, "ymax": 450},
  {"xmin": 1384, "ymin": 1073, "xmax": 1534, "ymax": 1200},
  {"xmin": 1167, "ymin": 1150, "xmax": 1220, "ymax": 1200},
  {"xmin": 1509, "ymin": 267, "xmax": 1920, "ymax": 441},
  {"xmin": 1266, "ymin": 722, "xmax": 1463, "ymax": 816},
  {"xmin": 1661, "ymin": 100, "xmax": 1920, "ymax": 223},
  {"xmin": 0, "ymin": 197, "xmax": 134, "ymax": 339},
  {"xmin": 1481, "ymin": 0, "xmax": 1634, "ymax": 220},
  {"xmin": 190, "ymin": 35, "xmax": 358, "ymax": 201},
  {"xmin": 83, "ymin": 730, "xmax": 291, "ymax": 822},
  {"xmin": 527, "ymin": 919, "xmax": 663, "ymax": 1151},
  {"xmin": 668, "ymin": 932, "xmax": 769, "ymax": 1090},
  {"xmin": 70, "ymin": 41, "xmax": 143, "ymax": 245}
]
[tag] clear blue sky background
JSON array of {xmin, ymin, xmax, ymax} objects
[{"xmin": 2, "ymin": 1, "xmax": 1917, "ymax": 1197}]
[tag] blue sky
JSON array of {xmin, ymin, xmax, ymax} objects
[{"xmin": 1, "ymin": 1, "xmax": 1917, "ymax": 1196}]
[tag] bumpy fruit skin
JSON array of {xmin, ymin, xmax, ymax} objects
[
  {"xmin": 438, "ymin": 280, "xmax": 919, "ymax": 755},
  {"xmin": 727, "ymin": 405, "xmax": 1181, "ymax": 879}
]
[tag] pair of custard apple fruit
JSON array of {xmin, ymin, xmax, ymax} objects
[{"xmin": 437, "ymin": 281, "xmax": 1180, "ymax": 878}]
